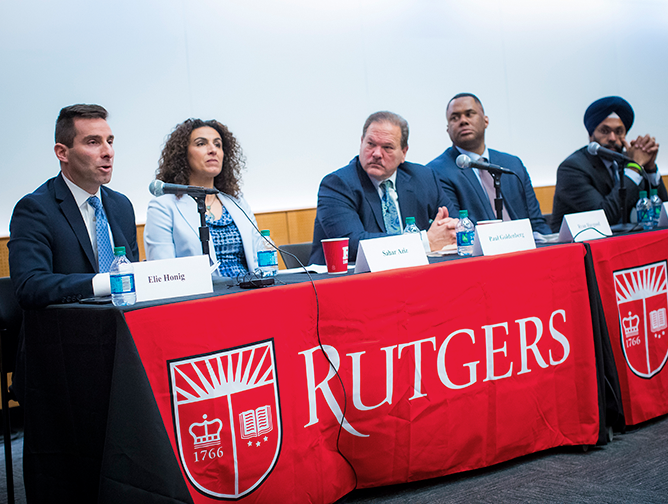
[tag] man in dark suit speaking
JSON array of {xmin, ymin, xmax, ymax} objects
[
  {"xmin": 427, "ymin": 93, "xmax": 551, "ymax": 235},
  {"xmin": 310, "ymin": 111, "xmax": 457, "ymax": 264},
  {"xmin": 8, "ymin": 104, "xmax": 138, "ymax": 309}
]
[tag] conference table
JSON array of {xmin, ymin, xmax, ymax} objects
[{"xmin": 19, "ymin": 232, "xmax": 668, "ymax": 503}]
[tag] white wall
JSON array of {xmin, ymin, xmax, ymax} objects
[{"xmin": 1, "ymin": 0, "xmax": 667, "ymax": 235}]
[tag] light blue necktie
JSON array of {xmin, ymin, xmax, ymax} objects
[
  {"xmin": 381, "ymin": 180, "xmax": 402, "ymax": 235},
  {"xmin": 87, "ymin": 196, "xmax": 114, "ymax": 273}
]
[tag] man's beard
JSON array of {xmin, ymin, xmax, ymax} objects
[{"xmin": 601, "ymin": 141, "xmax": 624, "ymax": 153}]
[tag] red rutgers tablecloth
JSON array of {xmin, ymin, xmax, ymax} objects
[
  {"xmin": 124, "ymin": 243, "xmax": 599, "ymax": 503},
  {"xmin": 587, "ymin": 229, "xmax": 668, "ymax": 426}
]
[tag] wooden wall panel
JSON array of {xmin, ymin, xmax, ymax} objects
[
  {"xmin": 286, "ymin": 208, "xmax": 317, "ymax": 244},
  {"xmin": 534, "ymin": 186, "xmax": 555, "ymax": 214},
  {"xmin": 0, "ymin": 237, "xmax": 9, "ymax": 278},
  {"xmin": 137, "ymin": 224, "xmax": 146, "ymax": 261}
]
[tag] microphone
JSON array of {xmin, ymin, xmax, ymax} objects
[
  {"xmin": 149, "ymin": 179, "xmax": 219, "ymax": 197},
  {"xmin": 456, "ymin": 154, "xmax": 514, "ymax": 175},
  {"xmin": 587, "ymin": 142, "xmax": 634, "ymax": 164}
]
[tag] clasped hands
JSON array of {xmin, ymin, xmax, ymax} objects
[
  {"xmin": 427, "ymin": 206, "xmax": 458, "ymax": 251},
  {"xmin": 625, "ymin": 134, "xmax": 659, "ymax": 173}
]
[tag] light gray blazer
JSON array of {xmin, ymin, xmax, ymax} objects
[{"xmin": 144, "ymin": 193, "xmax": 263, "ymax": 276}]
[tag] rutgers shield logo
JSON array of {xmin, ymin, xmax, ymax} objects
[
  {"xmin": 614, "ymin": 261, "xmax": 668, "ymax": 378},
  {"xmin": 168, "ymin": 339, "xmax": 282, "ymax": 499}
]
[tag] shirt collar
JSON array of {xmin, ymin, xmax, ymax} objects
[
  {"xmin": 61, "ymin": 173, "xmax": 103, "ymax": 208},
  {"xmin": 368, "ymin": 169, "xmax": 399, "ymax": 192},
  {"xmin": 456, "ymin": 145, "xmax": 490, "ymax": 163}
]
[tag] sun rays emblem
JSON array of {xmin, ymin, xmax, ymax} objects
[
  {"xmin": 168, "ymin": 339, "xmax": 282, "ymax": 499},
  {"xmin": 614, "ymin": 261, "xmax": 668, "ymax": 378}
]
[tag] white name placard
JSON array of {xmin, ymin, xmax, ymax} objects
[
  {"xmin": 133, "ymin": 255, "xmax": 213, "ymax": 302},
  {"xmin": 355, "ymin": 234, "xmax": 428, "ymax": 273},
  {"xmin": 558, "ymin": 209, "xmax": 612, "ymax": 242},
  {"xmin": 658, "ymin": 202, "xmax": 668, "ymax": 228},
  {"xmin": 472, "ymin": 219, "xmax": 536, "ymax": 256}
]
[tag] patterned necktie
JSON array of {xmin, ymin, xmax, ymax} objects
[
  {"xmin": 380, "ymin": 180, "xmax": 402, "ymax": 235},
  {"xmin": 87, "ymin": 196, "xmax": 114, "ymax": 273},
  {"xmin": 478, "ymin": 159, "xmax": 511, "ymax": 221},
  {"xmin": 611, "ymin": 160, "xmax": 620, "ymax": 183}
]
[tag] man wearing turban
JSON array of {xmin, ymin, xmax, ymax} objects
[{"xmin": 551, "ymin": 96, "xmax": 666, "ymax": 232}]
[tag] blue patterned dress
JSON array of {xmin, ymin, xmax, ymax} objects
[{"xmin": 206, "ymin": 205, "xmax": 248, "ymax": 277}]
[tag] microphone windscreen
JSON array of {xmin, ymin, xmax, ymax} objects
[
  {"xmin": 587, "ymin": 142, "xmax": 600, "ymax": 156},
  {"xmin": 456, "ymin": 154, "xmax": 471, "ymax": 169},
  {"xmin": 149, "ymin": 179, "xmax": 164, "ymax": 196}
]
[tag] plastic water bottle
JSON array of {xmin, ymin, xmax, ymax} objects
[
  {"xmin": 456, "ymin": 210, "xmax": 475, "ymax": 257},
  {"xmin": 650, "ymin": 188, "xmax": 662, "ymax": 228},
  {"xmin": 257, "ymin": 230, "xmax": 278, "ymax": 277},
  {"xmin": 636, "ymin": 191, "xmax": 653, "ymax": 230},
  {"xmin": 403, "ymin": 217, "xmax": 420, "ymax": 234},
  {"xmin": 110, "ymin": 246, "xmax": 136, "ymax": 306}
]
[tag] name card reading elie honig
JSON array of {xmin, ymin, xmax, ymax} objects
[
  {"xmin": 148, "ymin": 273, "xmax": 187, "ymax": 284},
  {"xmin": 133, "ymin": 255, "xmax": 213, "ymax": 302}
]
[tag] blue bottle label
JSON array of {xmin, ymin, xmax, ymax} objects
[
  {"xmin": 457, "ymin": 231, "xmax": 474, "ymax": 246},
  {"xmin": 257, "ymin": 250, "xmax": 278, "ymax": 267},
  {"xmin": 111, "ymin": 273, "xmax": 135, "ymax": 294}
]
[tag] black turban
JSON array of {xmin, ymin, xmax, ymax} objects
[{"xmin": 584, "ymin": 96, "xmax": 634, "ymax": 135}]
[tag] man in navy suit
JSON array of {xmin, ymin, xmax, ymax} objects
[
  {"xmin": 427, "ymin": 93, "xmax": 551, "ymax": 235},
  {"xmin": 310, "ymin": 111, "xmax": 457, "ymax": 264},
  {"xmin": 8, "ymin": 104, "xmax": 138, "ymax": 309}
]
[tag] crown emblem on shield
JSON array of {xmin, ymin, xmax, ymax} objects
[
  {"xmin": 189, "ymin": 414, "xmax": 223, "ymax": 448},
  {"xmin": 622, "ymin": 312, "xmax": 640, "ymax": 337}
]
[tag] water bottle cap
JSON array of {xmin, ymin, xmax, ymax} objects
[
  {"xmin": 650, "ymin": 188, "xmax": 658, "ymax": 196},
  {"xmin": 639, "ymin": 191, "xmax": 647, "ymax": 198},
  {"xmin": 405, "ymin": 217, "xmax": 415, "ymax": 225},
  {"xmin": 459, "ymin": 210, "xmax": 468, "ymax": 218},
  {"xmin": 260, "ymin": 229, "xmax": 271, "ymax": 237},
  {"xmin": 113, "ymin": 246, "xmax": 126, "ymax": 256}
]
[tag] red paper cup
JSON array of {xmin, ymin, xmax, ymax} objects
[{"xmin": 321, "ymin": 238, "xmax": 349, "ymax": 274}]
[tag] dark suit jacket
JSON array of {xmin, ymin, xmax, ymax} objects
[
  {"xmin": 8, "ymin": 173, "xmax": 138, "ymax": 309},
  {"xmin": 309, "ymin": 157, "xmax": 453, "ymax": 264},
  {"xmin": 551, "ymin": 146, "xmax": 668, "ymax": 232},
  {"xmin": 427, "ymin": 147, "xmax": 551, "ymax": 235}
]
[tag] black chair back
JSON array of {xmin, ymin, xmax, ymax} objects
[
  {"xmin": 0, "ymin": 276, "xmax": 22, "ymax": 504},
  {"xmin": 279, "ymin": 242, "xmax": 312, "ymax": 269},
  {"xmin": 0, "ymin": 277, "xmax": 21, "ymax": 371}
]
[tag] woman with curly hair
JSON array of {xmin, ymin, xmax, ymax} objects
[{"xmin": 144, "ymin": 119, "xmax": 263, "ymax": 277}]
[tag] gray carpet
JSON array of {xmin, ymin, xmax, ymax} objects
[
  {"xmin": 1, "ymin": 415, "xmax": 666, "ymax": 503},
  {"xmin": 0, "ymin": 430, "xmax": 25, "ymax": 504},
  {"xmin": 340, "ymin": 414, "xmax": 668, "ymax": 504}
]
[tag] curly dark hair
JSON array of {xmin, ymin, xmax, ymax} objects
[{"xmin": 156, "ymin": 119, "xmax": 245, "ymax": 197}]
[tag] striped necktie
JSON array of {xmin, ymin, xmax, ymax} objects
[
  {"xmin": 87, "ymin": 196, "xmax": 115, "ymax": 273},
  {"xmin": 380, "ymin": 180, "xmax": 402, "ymax": 235}
]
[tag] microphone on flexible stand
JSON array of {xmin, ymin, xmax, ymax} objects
[
  {"xmin": 456, "ymin": 154, "xmax": 515, "ymax": 175},
  {"xmin": 587, "ymin": 142, "xmax": 634, "ymax": 164},
  {"xmin": 149, "ymin": 179, "xmax": 219, "ymax": 197},
  {"xmin": 456, "ymin": 154, "xmax": 513, "ymax": 220},
  {"xmin": 587, "ymin": 142, "xmax": 634, "ymax": 227},
  {"xmin": 148, "ymin": 180, "xmax": 219, "ymax": 255}
]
